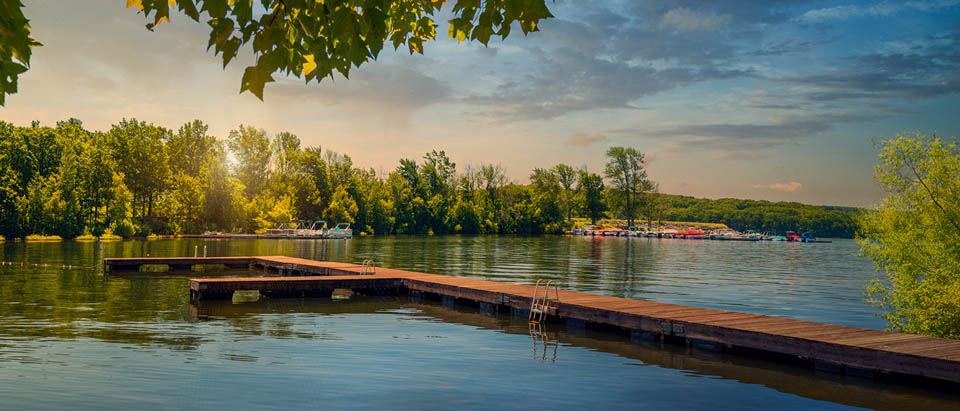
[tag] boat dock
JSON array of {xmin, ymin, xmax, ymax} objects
[{"xmin": 105, "ymin": 256, "xmax": 960, "ymax": 385}]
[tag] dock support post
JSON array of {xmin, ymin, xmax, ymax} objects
[
  {"xmin": 630, "ymin": 329, "xmax": 658, "ymax": 344},
  {"xmin": 478, "ymin": 302, "xmax": 496, "ymax": 315}
]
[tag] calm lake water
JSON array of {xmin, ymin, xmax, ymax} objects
[{"xmin": 1, "ymin": 236, "xmax": 958, "ymax": 409}]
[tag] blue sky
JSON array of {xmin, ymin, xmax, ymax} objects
[{"xmin": 3, "ymin": 0, "xmax": 959, "ymax": 207}]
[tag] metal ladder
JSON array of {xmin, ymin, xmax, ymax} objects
[
  {"xmin": 360, "ymin": 259, "xmax": 376, "ymax": 275},
  {"xmin": 529, "ymin": 279, "xmax": 560, "ymax": 324}
]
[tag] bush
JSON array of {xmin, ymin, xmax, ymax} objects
[
  {"xmin": 100, "ymin": 230, "xmax": 122, "ymax": 241},
  {"xmin": 859, "ymin": 133, "xmax": 960, "ymax": 338},
  {"xmin": 110, "ymin": 219, "xmax": 136, "ymax": 238},
  {"xmin": 25, "ymin": 234, "xmax": 63, "ymax": 242}
]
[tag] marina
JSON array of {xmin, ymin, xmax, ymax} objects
[
  {"xmin": 190, "ymin": 220, "xmax": 354, "ymax": 240},
  {"xmin": 570, "ymin": 226, "xmax": 833, "ymax": 243}
]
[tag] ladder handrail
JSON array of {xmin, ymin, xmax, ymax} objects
[
  {"xmin": 529, "ymin": 279, "xmax": 561, "ymax": 323},
  {"xmin": 361, "ymin": 259, "xmax": 376, "ymax": 275}
]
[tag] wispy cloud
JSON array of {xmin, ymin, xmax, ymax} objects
[
  {"xmin": 658, "ymin": 8, "xmax": 731, "ymax": 31},
  {"xmin": 800, "ymin": 1, "xmax": 960, "ymax": 21},
  {"xmin": 754, "ymin": 182, "xmax": 803, "ymax": 192},
  {"xmin": 566, "ymin": 133, "xmax": 609, "ymax": 147}
]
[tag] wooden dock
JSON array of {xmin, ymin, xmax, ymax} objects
[{"xmin": 105, "ymin": 256, "xmax": 960, "ymax": 385}]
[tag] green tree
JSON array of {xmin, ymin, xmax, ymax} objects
[
  {"xmin": 106, "ymin": 173, "xmax": 136, "ymax": 237},
  {"xmin": 200, "ymin": 147, "xmax": 242, "ymax": 231},
  {"xmin": 78, "ymin": 133, "xmax": 115, "ymax": 234},
  {"xmin": 604, "ymin": 146, "xmax": 650, "ymax": 228},
  {"xmin": 166, "ymin": 120, "xmax": 217, "ymax": 177},
  {"xmin": 295, "ymin": 146, "xmax": 331, "ymax": 220},
  {"xmin": 554, "ymin": 163, "xmax": 576, "ymax": 222},
  {"xmin": 577, "ymin": 169, "xmax": 605, "ymax": 225},
  {"xmin": 227, "ymin": 125, "xmax": 271, "ymax": 199},
  {"xmin": 106, "ymin": 118, "xmax": 170, "ymax": 220},
  {"xmin": 326, "ymin": 185, "xmax": 358, "ymax": 224},
  {"xmin": 163, "ymin": 173, "xmax": 204, "ymax": 233},
  {"xmin": 858, "ymin": 132, "xmax": 960, "ymax": 338}
]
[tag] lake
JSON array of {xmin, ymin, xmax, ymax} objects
[{"xmin": 1, "ymin": 236, "xmax": 958, "ymax": 409}]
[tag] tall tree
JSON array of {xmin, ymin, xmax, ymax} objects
[
  {"xmin": 106, "ymin": 118, "xmax": 170, "ymax": 220},
  {"xmin": 858, "ymin": 132, "xmax": 960, "ymax": 338},
  {"xmin": 166, "ymin": 120, "xmax": 217, "ymax": 177},
  {"xmin": 272, "ymin": 131, "xmax": 301, "ymax": 177},
  {"xmin": 295, "ymin": 147, "xmax": 331, "ymax": 220},
  {"xmin": 604, "ymin": 147, "xmax": 650, "ymax": 228},
  {"xmin": 577, "ymin": 170, "xmax": 606, "ymax": 225},
  {"xmin": 201, "ymin": 146, "xmax": 241, "ymax": 231},
  {"xmin": 78, "ymin": 132, "xmax": 115, "ymax": 234},
  {"xmin": 554, "ymin": 163, "xmax": 577, "ymax": 222},
  {"xmin": 227, "ymin": 125, "xmax": 271, "ymax": 199}
]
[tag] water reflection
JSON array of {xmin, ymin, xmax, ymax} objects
[
  {"xmin": 187, "ymin": 296, "xmax": 960, "ymax": 410},
  {"xmin": 0, "ymin": 236, "xmax": 908, "ymax": 409},
  {"xmin": 529, "ymin": 321, "xmax": 559, "ymax": 363}
]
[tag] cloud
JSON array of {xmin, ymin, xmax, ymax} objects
[
  {"xmin": 754, "ymin": 182, "xmax": 803, "ymax": 192},
  {"xmin": 269, "ymin": 59, "xmax": 452, "ymax": 124},
  {"xmin": 800, "ymin": 1, "xmax": 960, "ymax": 21},
  {"xmin": 786, "ymin": 30, "xmax": 960, "ymax": 101},
  {"xmin": 613, "ymin": 112, "xmax": 879, "ymax": 160},
  {"xmin": 627, "ymin": 1, "xmax": 806, "ymax": 25},
  {"xmin": 566, "ymin": 133, "xmax": 609, "ymax": 147},
  {"xmin": 646, "ymin": 112, "xmax": 876, "ymax": 141},
  {"xmin": 463, "ymin": 6, "xmax": 750, "ymax": 122},
  {"xmin": 659, "ymin": 8, "xmax": 731, "ymax": 31}
]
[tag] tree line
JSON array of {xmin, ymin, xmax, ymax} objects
[
  {"xmin": 0, "ymin": 118, "xmax": 855, "ymax": 238},
  {"xmin": 656, "ymin": 195, "xmax": 858, "ymax": 238}
]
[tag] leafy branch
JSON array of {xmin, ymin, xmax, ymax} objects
[
  {"xmin": 903, "ymin": 148, "xmax": 960, "ymax": 236},
  {"xmin": 0, "ymin": 0, "xmax": 553, "ymax": 104}
]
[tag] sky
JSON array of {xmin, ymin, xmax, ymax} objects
[{"xmin": 2, "ymin": 0, "xmax": 959, "ymax": 207}]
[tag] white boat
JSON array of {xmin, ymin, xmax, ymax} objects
[
  {"xmin": 327, "ymin": 223, "xmax": 353, "ymax": 239},
  {"xmin": 295, "ymin": 220, "xmax": 327, "ymax": 237}
]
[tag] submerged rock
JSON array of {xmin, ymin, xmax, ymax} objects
[
  {"xmin": 331, "ymin": 288, "xmax": 354, "ymax": 301},
  {"xmin": 232, "ymin": 290, "xmax": 261, "ymax": 303}
]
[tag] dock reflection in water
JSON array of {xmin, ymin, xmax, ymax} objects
[
  {"xmin": 189, "ymin": 297, "xmax": 960, "ymax": 410},
  {"xmin": 0, "ymin": 237, "xmax": 955, "ymax": 409}
]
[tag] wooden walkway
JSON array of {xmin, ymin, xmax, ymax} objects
[{"xmin": 106, "ymin": 256, "xmax": 960, "ymax": 384}]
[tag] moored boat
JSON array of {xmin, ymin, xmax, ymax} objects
[{"xmin": 327, "ymin": 223, "xmax": 353, "ymax": 239}]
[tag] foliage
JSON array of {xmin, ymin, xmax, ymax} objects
[
  {"xmin": 577, "ymin": 170, "xmax": 605, "ymax": 224},
  {"xmin": 0, "ymin": 0, "xmax": 553, "ymax": 103},
  {"xmin": 0, "ymin": 0, "xmax": 41, "ymax": 105},
  {"xmin": 99, "ymin": 232, "xmax": 123, "ymax": 241},
  {"xmin": 656, "ymin": 193, "xmax": 857, "ymax": 237},
  {"xmin": 604, "ymin": 146, "xmax": 651, "ymax": 228},
  {"xmin": 227, "ymin": 125, "xmax": 271, "ymax": 199},
  {"xmin": 325, "ymin": 186, "xmax": 358, "ymax": 225},
  {"xmin": 0, "ymin": 117, "xmax": 857, "ymax": 240},
  {"xmin": 858, "ymin": 132, "xmax": 960, "ymax": 338},
  {"xmin": 24, "ymin": 234, "xmax": 62, "ymax": 242},
  {"xmin": 107, "ymin": 119, "xmax": 170, "ymax": 219}
]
